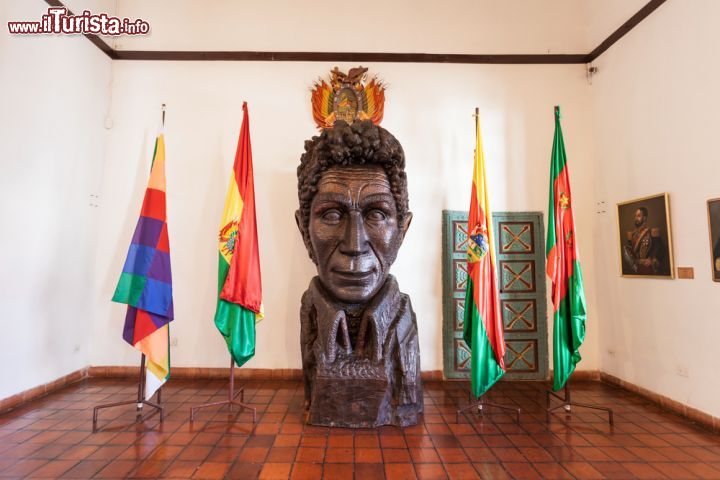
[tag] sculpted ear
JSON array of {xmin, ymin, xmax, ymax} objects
[
  {"xmin": 295, "ymin": 209, "xmax": 303, "ymax": 232},
  {"xmin": 400, "ymin": 211, "xmax": 413, "ymax": 239},
  {"xmin": 296, "ymin": 209, "xmax": 317, "ymax": 263}
]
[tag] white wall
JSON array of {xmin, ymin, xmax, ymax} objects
[
  {"xmin": 89, "ymin": 61, "xmax": 600, "ymax": 374},
  {"xmin": 0, "ymin": 2, "xmax": 112, "ymax": 399},
  {"xmin": 110, "ymin": 0, "xmax": 645, "ymax": 54},
  {"xmin": 590, "ymin": 0, "xmax": 720, "ymax": 417}
]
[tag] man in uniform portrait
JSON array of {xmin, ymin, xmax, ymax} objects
[{"xmin": 622, "ymin": 207, "xmax": 668, "ymax": 275}]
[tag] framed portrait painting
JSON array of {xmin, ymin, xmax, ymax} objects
[
  {"xmin": 617, "ymin": 193, "xmax": 674, "ymax": 278},
  {"xmin": 708, "ymin": 198, "xmax": 720, "ymax": 282}
]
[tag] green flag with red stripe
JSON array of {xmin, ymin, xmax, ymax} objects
[{"xmin": 546, "ymin": 106, "xmax": 587, "ymax": 391}]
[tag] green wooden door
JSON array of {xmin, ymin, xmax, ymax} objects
[{"xmin": 442, "ymin": 211, "xmax": 548, "ymax": 380}]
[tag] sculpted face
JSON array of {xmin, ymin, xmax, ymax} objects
[{"xmin": 307, "ymin": 165, "xmax": 410, "ymax": 304}]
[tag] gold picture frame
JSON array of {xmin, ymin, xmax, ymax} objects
[
  {"xmin": 707, "ymin": 198, "xmax": 720, "ymax": 282},
  {"xmin": 617, "ymin": 193, "xmax": 674, "ymax": 279}
]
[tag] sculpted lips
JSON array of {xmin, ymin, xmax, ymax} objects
[{"xmin": 331, "ymin": 268, "xmax": 375, "ymax": 282}]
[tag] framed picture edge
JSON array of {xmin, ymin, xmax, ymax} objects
[
  {"xmin": 616, "ymin": 192, "xmax": 675, "ymax": 279},
  {"xmin": 707, "ymin": 197, "xmax": 720, "ymax": 283}
]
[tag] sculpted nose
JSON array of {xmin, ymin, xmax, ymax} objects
[{"xmin": 340, "ymin": 211, "xmax": 369, "ymax": 256}]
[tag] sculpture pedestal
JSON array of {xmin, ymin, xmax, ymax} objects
[
  {"xmin": 301, "ymin": 276, "xmax": 423, "ymax": 428},
  {"xmin": 308, "ymin": 356, "xmax": 421, "ymax": 428}
]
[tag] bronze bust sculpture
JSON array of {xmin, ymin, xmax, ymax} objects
[{"xmin": 295, "ymin": 120, "xmax": 422, "ymax": 427}]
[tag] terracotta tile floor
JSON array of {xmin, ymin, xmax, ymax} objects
[{"xmin": 1, "ymin": 379, "xmax": 720, "ymax": 479}]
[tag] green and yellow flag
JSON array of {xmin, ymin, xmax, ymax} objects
[
  {"xmin": 215, "ymin": 102, "xmax": 263, "ymax": 367},
  {"xmin": 546, "ymin": 106, "xmax": 586, "ymax": 391},
  {"xmin": 462, "ymin": 109, "xmax": 506, "ymax": 398}
]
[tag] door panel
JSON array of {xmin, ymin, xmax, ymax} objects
[{"xmin": 442, "ymin": 211, "xmax": 548, "ymax": 380}]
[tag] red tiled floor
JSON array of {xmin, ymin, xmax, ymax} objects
[
  {"xmin": 273, "ymin": 434, "xmax": 300, "ymax": 448},
  {"xmin": 588, "ymin": 461, "xmax": 635, "ymax": 479},
  {"xmin": 561, "ymin": 461, "xmax": 605, "ymax": 479},
  {"xmin": 410, "ymin": 447, "xmax": 441, "ymax": 463},
  {"xmin": 238, "ymin": 446, "xmax": 269, "ymax": 463},
  {"xmin": 445, "ymin": 462, "xmax": 481, "ymax": 479},
  {"xmin": 1, "ymin": 459, "xmax": 47, "ymax": 477},
  {"xmin": 61, "ymin": 460, "xmax": 108, "ymax": 478},
  {"xmin": 266, "ymin": 446, "xmax": 297, "ymax": 463},
  {"xmin": 258, "ymin": 462, "xmax": 292, "ymax": 479},
  {"xmin": 327, "ymin": 434, "xmax": 353, "ymax": 448},
  {"xmin": 415, "ymin": 462, "xmax": 447, "ymax": 479},
  {"xmin": 385, "ymin": 462, "xmax": 417, "ymax": 479},
  {"xmin": 355, "ymin": 447, "xmax": 383, "ymax": 463},
  {"xmin": 354, "ymin": 434, "xmax": 379, "ymax": 448},
  {"xmin": 324, "ymin": 447, "xmax": 353, "ymax": 463},
  {"xmin": 322, "ymin": 463, "xmax": 353, "ymax": 479},
  {"xmin": 1, "ymin": 378, "xmax": 720, "ymax": 480},
  {"xmin": 289, "ymin": 462, "xmax": 322, "ymax": 480},
  {"xmin": 192, "ymin": 461, "xmax": 231, "ymax": 479},
  {"xmin": 473, "ymin": 462, "xmax": 512, "ymax": 480},
  {"xmin": 24, "ymin": 459, "xmax": 76, "ymax": 477},
  {"xmin": 533, "ymin": 461, "xmax": 574, "ymax": 479},
  {"xmin": 503, "ymin": 462, "xmax": 542, "ymax": 480},
  {"xmin": 354, "ymin": 462, "xmax": 385, "ymax": 479},
  {"xmin": 294, "ymin": 446, "xmax": 324, "ymax": 463},
  {"xmin": 384, "ymin": 448, "xmax": 412, "ymax": 463}
]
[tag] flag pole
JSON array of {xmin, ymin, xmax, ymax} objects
[
  {"xmin": 189, "ymin": 355, "xmax": 257, "ymax": 423},
  {"xmin": 190, "ymin": 102, "xmax": 259, "ymax": 425},
  {"xmin": 93, "ymin": 103, "xmax": 172, "ymax": 432},
  {"xmin": 544, "ymin": 105, "xmax": 612, "ymax": 426},
  {"xmin": 456, "ymin": 107, "xmax": 521, "ymax": 425}
]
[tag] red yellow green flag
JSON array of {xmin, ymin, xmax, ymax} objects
[
  {"xmin": 462, "ymin": 109, "xmax": 506, "ymax": 398},
  {"xmin": 546, "ymin": 106, "xmax": 587, "ymax": 391},
  {"xmin": 215, "ymin": 102, "xmax": 263, "ymax": 367}
]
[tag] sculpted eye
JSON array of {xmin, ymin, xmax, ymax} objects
[
  {"xmin": 366, "ymin": 209, "xmax": 387, "ymax": 221},
  {"xmin": 322, "ymin": 209, "xmax": 342, "ymax": 223}
]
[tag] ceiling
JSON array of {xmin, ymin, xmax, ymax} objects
[{"xmin": 64, "ymin": 0, "xmax": 651, "ymax": 54}]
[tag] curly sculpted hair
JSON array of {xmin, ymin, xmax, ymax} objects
[{"xmin": 296, "ymin": 120, "xmax": 409, "ymax": 262}]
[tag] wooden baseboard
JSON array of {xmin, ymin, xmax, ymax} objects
[
  {"xmin": 600, "ymin": 372, "xmax": 719, "ymax": 433},
  {"xmin": 421, "ymin": 370, "xmax": 444, "ymax": 381},
  {"xmin": 567, "ymin": 369, "xmax": 601, "ymax": 381},
  {"xmin": 87, "ymin": 366, "xmax": 445, "ymax": 382},
  {"xmin": 0, "ymin": 368, "xmax": 88, "ymax": 414},
  {"xmin": 88, "ymin": 366, "xmax": 305, "ymax": 380}
]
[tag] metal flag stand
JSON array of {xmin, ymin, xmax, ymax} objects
[
  {"xmin": 190, "ymin": 357, "xmax": 257, "ymax": 422},
  {"xmin": 546, "ymin": 382, "xmax": 614, "ymax": 425},
  {"xmin": 92, "ymin": 354, "xmax": 164, "ymax": 431},
  {"xmin": 457, "ymin": 385, "xmax": 521, "ymax": 424}
]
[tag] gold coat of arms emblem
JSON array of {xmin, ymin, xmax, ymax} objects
[{"xmin": 311, "ymin": 66, "xmax": 385, "ymax": 129}]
